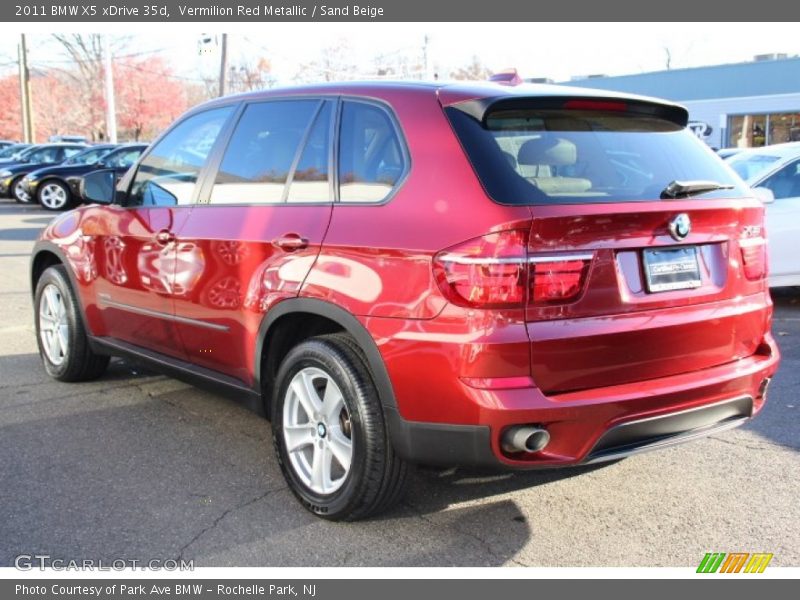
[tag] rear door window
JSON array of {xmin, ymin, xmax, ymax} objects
[
  {"xmin": 446, "ymin": 103, "xmax": 748, "ymax": 205},
  {"xmin": 210, "ymin": 100, "xmax": 322, "ymax": 205},
  {"xmin": 338, "ymin": 101, "xmax": 407, "ymax": 203}
]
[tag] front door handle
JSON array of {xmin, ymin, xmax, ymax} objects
[
  {"xmin": 273, "ymin": 234, "xmax": 309, "ymax": 252},
  {"xmin": 155, "ymin": 229, "xmax": 176, "ymax": 246}
]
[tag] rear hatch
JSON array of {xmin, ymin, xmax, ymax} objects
[{"xmin": 444, "ymin": 91, "xmax": 770, "ymax": 394}]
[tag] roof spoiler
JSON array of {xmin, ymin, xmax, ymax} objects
[{"xmin": 451, "ymin": 95, "xmax": 690, "ymax": 128}]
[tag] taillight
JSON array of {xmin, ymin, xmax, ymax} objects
[
  {"xmin": 434, "ymin": 231, "xmax": 593, "ymax": 308},
  {"xmin": 740, "ymin": 238, "xmax": 767, "ymax": 280},
  {"xmin": 434, "ymin": 230, "xmax": 528, "ymax": 308},
  {"xmin": 529, "ymin": 256, "xmax": 592, "ymax": 303}
]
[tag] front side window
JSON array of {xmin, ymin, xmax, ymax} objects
[
  {"xmin": 760, "ymin": 160, "xmax": 800, "ymax": 200},
  {"xmin": 210, "ymin": 100, "xmax": 322, "ymax": 205},
  {"xmin": 128, "ymin": 106, "xmax": 234, "ymax": 207},
  {"xmin": 727, "ymin": 153, "xmax": 781, "ymax": 183},
  {"xmin": 27, "ymin": 147, "xmax": 60, "ymax": 163},
  {"xmin": 338, "ymin": 101, "xmax": 406, "ymax": 203}
]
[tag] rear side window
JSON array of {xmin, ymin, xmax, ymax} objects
[
  {"xmin": 446, "ymin": 104, "xmax": 748, "ymax": 205},
  {"xmin": 62, "ymin": 146, "xmax": 84, "ymax": 159},
  {"xmin": 210, "ymin": 100, "xmax": 322, "ymax": 205},
  {"xmin": 338, "ymin": 101, "xmax": 407, "ymax": 203},
  {"xmin": 105, "ymin": 147, "xmax": 144, "ymax": 169},
  {"xmin": 128, "ymin": 106, "xmax": 234, "ymax": 207},
  {"xmin": 286, "ymin": 102, "xmax": 333, "ymax": 203}
]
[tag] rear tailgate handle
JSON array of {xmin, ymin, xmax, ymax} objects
[{"xmin": 273, "ymin": 234, "xmax": 309, "ymax": 252}]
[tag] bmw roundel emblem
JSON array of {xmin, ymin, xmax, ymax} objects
[{"xmin": 668, "ymin": 213, "xmax": 691, "ymax": 241}]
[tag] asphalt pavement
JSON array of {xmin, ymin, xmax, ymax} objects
[{"xmin": 0, "ymin": 201, "xmax": 797, "ymax": 567}]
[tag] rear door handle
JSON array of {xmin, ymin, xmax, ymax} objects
[
  {"xmin": 273, "ymin": 234, "xmax": 309, "ymax": 252},
  {"xmin": 155, "ymin": 229, "xmax": 176, "ymax": 245}
]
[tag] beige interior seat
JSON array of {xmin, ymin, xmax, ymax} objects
[{"xmin": 518, "ymin": 136, "xmax": 592, "ymax": 194}]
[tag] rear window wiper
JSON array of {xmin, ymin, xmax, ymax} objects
[{"xmin": 660, "ymin": 180, "xmax": 735, "ymax": 199}]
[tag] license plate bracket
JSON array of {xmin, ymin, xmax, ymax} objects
[{"xmin": 643, "ymin": 246, "xmax": 702, "ymax": 293}]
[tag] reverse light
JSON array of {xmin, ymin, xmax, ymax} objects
[
  {"xmin": 529, "ymin": 255, "xmax": 593, "ymax": 303},
  {"xmin": 740, "ymin": 237, "xmax": 767, "ymax": 281}
]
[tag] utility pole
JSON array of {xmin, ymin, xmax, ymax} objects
[
  {"xmin": 218, "ymin": 33, "xmax": 228, "ymax": 97},
  {"xmin": 422, "ymin": 35, "xmax": 429, "ymax": 81},
  {"xmin": 103, "ymin": 35, "xmax": 117, "ymax": 143},
  {"xmin": 18, "ymin": 34, "xmax": 33, "ymax": 143}
]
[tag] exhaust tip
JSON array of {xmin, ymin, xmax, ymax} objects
[
  {"xmin": 502, "ymin": 426, "xmax": 550, "ymax": 454},
  {"xmin": 758, "ymin": 377, "xmax": 772, "ymax": 400}
]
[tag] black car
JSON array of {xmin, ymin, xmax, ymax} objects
[
  {"xmin": 0, "ymin": 143, "xmax": 32, "ymax": 163},
  {"xmin": 0, "ymin": 144, "xmax": 88, "ymax": 202},
  {"xmin": 61, "ymin": 144, "xmax": 148, "ymax": 211},
  {"xmin": 21, "ymin": 144, "xmax": 117, "ymax": 211}
]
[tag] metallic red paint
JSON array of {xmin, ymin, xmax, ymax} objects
[{"xmin": 34, "ymin": 82, "xmax": 780, "ymax": 468}]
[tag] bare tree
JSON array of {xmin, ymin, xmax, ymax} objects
[
  {"xmin": 664, "ymin": 46, "xmax": 672, "ymax": 70},
  {"xmin": 450, "ymin": 56, "xmax": 492, "ymax": 81},
  {"xmin": 229, "ymin": 57, "xmax": 276, "ymax": 93},
  {"xmin": 50, "ymin": 34, "xmax": 130, "ymax": 140},
  {"xmin": 295, "ymin": 40, "xmax": 359, "ymax": 83}
]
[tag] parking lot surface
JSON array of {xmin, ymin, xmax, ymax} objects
[{"xmin": 0, "ymin": 202, "xmax": 798, "ymax": 567}]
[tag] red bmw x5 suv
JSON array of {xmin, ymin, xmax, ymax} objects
[{"xmin": 31, "ymin": 82, "xmax": 779, "ymax": 520}]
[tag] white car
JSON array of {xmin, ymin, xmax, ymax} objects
[{"xmin": 727, "ymin": 142, "xmax": 800, "ymax": 288}]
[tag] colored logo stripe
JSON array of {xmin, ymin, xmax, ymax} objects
[
  {"xmin": 744, "ymin": 553, "xmax": 773, "ymax": 573},
  {"xmin": 697, "ymin": 553, "xmax": 726, "ymax": 573},
  {"xmin": 697, "ymin": 552, "xmax": 773, "ymax": 573}
]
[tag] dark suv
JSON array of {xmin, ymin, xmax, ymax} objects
[{"xmin": 31, "ymin": 82, "xmax": 779, "ymax": 520}]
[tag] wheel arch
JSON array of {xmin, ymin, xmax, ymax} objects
[
  {"xmin": 255, "ymin": 298, "xmax": 399, "ymax": 417},
  {"xmin": 30, "ymin": 242, "xmax": 88, "ymax": 326}
]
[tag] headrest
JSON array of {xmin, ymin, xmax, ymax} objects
[{"xmin": 518, "ymin": 136, "xmax": 577, "ymax": 166}]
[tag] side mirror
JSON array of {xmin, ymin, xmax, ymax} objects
[
  {"xmin": 81, "ymin": 169, "xmax": 116, "ymax": 205},
  {"xmin": 753, "ymin": 186, "xmax": 775, "ymax": 204}
]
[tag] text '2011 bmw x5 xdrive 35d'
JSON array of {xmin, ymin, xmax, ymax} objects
[{"xmin": 30, "ymin": 82, "xmax": 780, "ymax": 520}]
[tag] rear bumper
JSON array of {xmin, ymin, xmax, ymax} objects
[{"xmin": 387, "ymin": 334, "xmax": 779, "ymax": 468}]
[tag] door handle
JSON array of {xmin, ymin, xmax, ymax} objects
[
  {"xmin": 155, "ymin": 229, "xmax": 176, "ymax": 245},
  {"xmin": 273, "ymin": 234, "xmax": 309, "ymax": 252}
]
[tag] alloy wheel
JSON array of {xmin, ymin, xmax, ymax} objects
[
  {"xmin": 14, "ymin": 180, "xmax": 31, "ymax": 203},
  {"xmin": 40, "ymin": 182, "xmax": 68, "ymax": 209},
  {"xmin": 282, "ymin": 366, "xmax": 353, "ymax": 495},
  {"xmin": 38, "ymin": 284, "xmax": 69, "ymax": 366}
]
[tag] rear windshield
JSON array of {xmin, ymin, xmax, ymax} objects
[{"xmin": 446, "ymin": 106, "xmax": 748, "ymax": 205}]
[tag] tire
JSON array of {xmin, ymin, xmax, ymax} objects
[
  {"xmin": 34, "ymin": 265, "xmax": 110, "ymax": 382},
  {"xmin": 12, "ymin": 176, "xmax": 32, "ymax": 204},
  {"xmin": 38, "ymin": 179, "xmax": 72, "ymax": 211},
  {"xmin": 271, "ymin": 333, "xmax": 408, "ymax": 521}
]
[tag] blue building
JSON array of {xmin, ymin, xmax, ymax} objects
[{"xmin": 556, "ymin": 54, "xmax": 800, "ymax": 149}]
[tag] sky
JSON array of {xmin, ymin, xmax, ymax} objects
[{"xmin": 2, "ymin": 23, "xmax": 800, "ymax": 84}]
